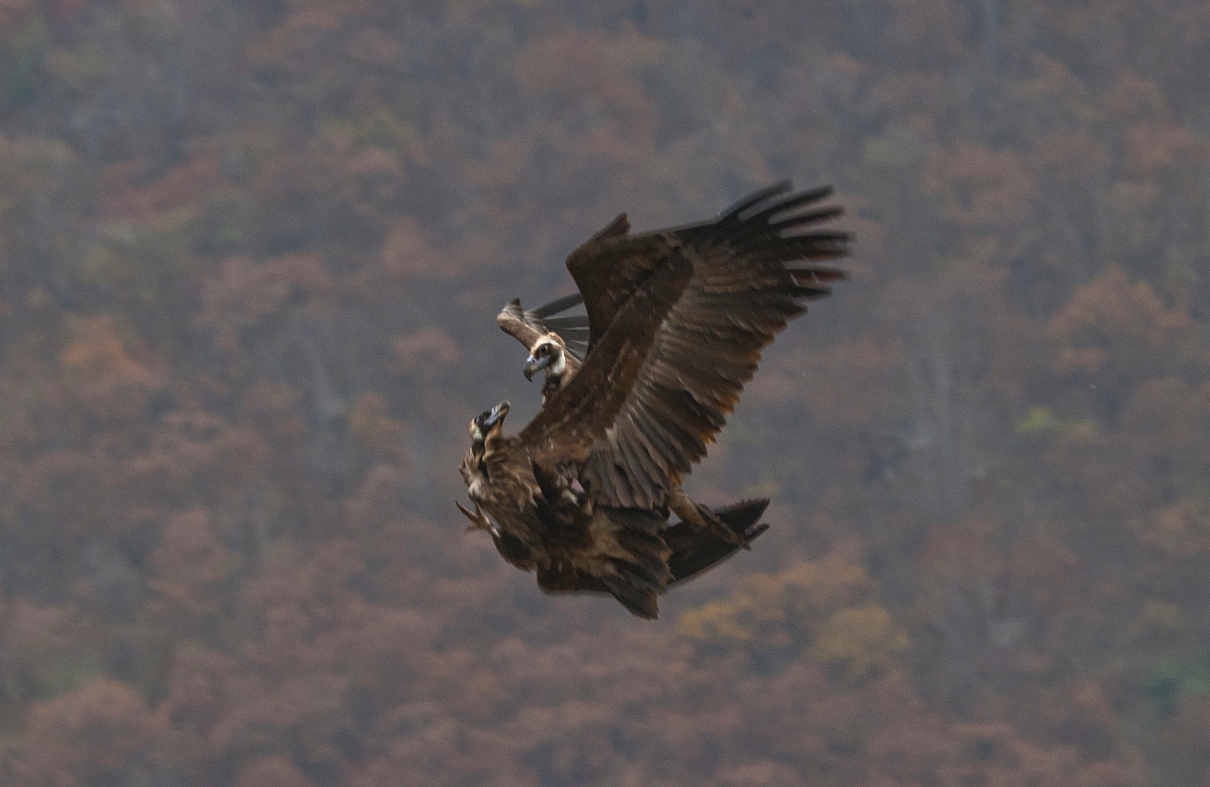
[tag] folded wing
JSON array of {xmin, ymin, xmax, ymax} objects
[{"xmin": 496, "ymin": 293, "xmax": 590, "ymax": 360}]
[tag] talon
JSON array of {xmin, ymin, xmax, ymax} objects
[{"xmin": 456, "ymin": 501, "xmax": 493, "ymax": 532}]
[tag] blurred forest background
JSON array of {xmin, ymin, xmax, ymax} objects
[{"xmin": 0, "ymin": 0, "xmax": 1208, "ymax": 784}]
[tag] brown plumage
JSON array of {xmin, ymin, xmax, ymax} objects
[
  {"xmin": 505, "ymin": 299, "xmax": 766, "ymax": 558},
  {"xmin": 460, "ymin": 182, "xmax": 850, "ymax": 618},
  {"xmin": 504, "ymin": 294, "xmax": 758, "ymax": 548}
]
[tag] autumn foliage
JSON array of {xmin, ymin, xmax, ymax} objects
[{"xmin": 0, "ymin": 1, "xmax": 1206, "ymax": 784}]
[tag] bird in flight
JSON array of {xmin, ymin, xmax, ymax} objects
[{"xmin": 459, "ymin": 182, "xmax": 849, "ymax": 618}]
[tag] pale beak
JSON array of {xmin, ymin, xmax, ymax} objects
[
  {"xmin": 484, "ymin": 400, "xmax": 510, "ymax": 429},
  {"xmin": 523, "ymin": 354, "xmax": 552, "ymax": 381}
]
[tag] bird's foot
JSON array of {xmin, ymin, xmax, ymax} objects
[{"xmin": 456, "ymin": 501, "xmax": 494, "ymax": 533}]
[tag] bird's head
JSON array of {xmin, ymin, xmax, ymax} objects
[
  {"xmin": 524, "ymin": 333, "xmax": 567, "ymax": 382},
  {"xmin": 468, "ymin": 400, "xmax": 510, "ymax": 446}
]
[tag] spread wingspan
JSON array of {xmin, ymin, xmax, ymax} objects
[{"xmin": 521, "ymin": 183, "xmax": 850, "ymax": 510}]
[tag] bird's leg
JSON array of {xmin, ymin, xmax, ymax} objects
[
  {"xmin": 456, "ymin": 501, "xmax": 494, "ymax": 533},
  {"xmin": 668, "ymin": 486, "xmax": 751, "ymax": 548}
]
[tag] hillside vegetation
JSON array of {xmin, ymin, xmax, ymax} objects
[{"xmin": 0, "ymin": 2, "xmax": 1208, "ymax": 784}]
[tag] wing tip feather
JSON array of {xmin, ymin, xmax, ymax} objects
[{"xmin": 720, "ymin": 180, "xmax": 795, "ymax": 221}]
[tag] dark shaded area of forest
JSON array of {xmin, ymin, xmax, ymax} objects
[{"xmin": 0, "ymin": 1, "xmax": 1208, "ymax": 784}]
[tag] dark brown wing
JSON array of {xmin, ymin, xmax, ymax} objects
[
  {"xmin": 566, "ymin": 182, "xmax": 847, "ymax": 354},
  {"xmin": 518, "ymin": 182, "xmax": 849, "ymax": 510},
  {"xmin": 496, "ymin": 294, "xmax": 590, "ymax": 360}
]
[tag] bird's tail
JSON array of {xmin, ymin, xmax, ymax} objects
[
  {"xmin": 666, "ymin": 499, "xmax": 770, "ymax": 587},
  {"xmin": 536, "ymin": 500, "xmax": 770, "ymax": 619}
]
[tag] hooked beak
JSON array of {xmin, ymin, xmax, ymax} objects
[
  {"xmin": 523, "ymin": 354, "xmax": 552, "ymax": 381},
  {"xmin": 484, "ymin": 400, "xmax": 510, "ymax": 429}
]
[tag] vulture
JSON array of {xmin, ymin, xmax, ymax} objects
[{"xmin": 459, "ymin": 181, "xmax": 850, "ymax": 618}]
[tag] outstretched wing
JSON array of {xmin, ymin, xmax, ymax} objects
[
  {"xmin": 519, "ymin": 182, "xmax": 850, "ymax": 510},
  {"xmin": 496, "ymin": 293, "xmax": 590, "ymax": 360}
]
